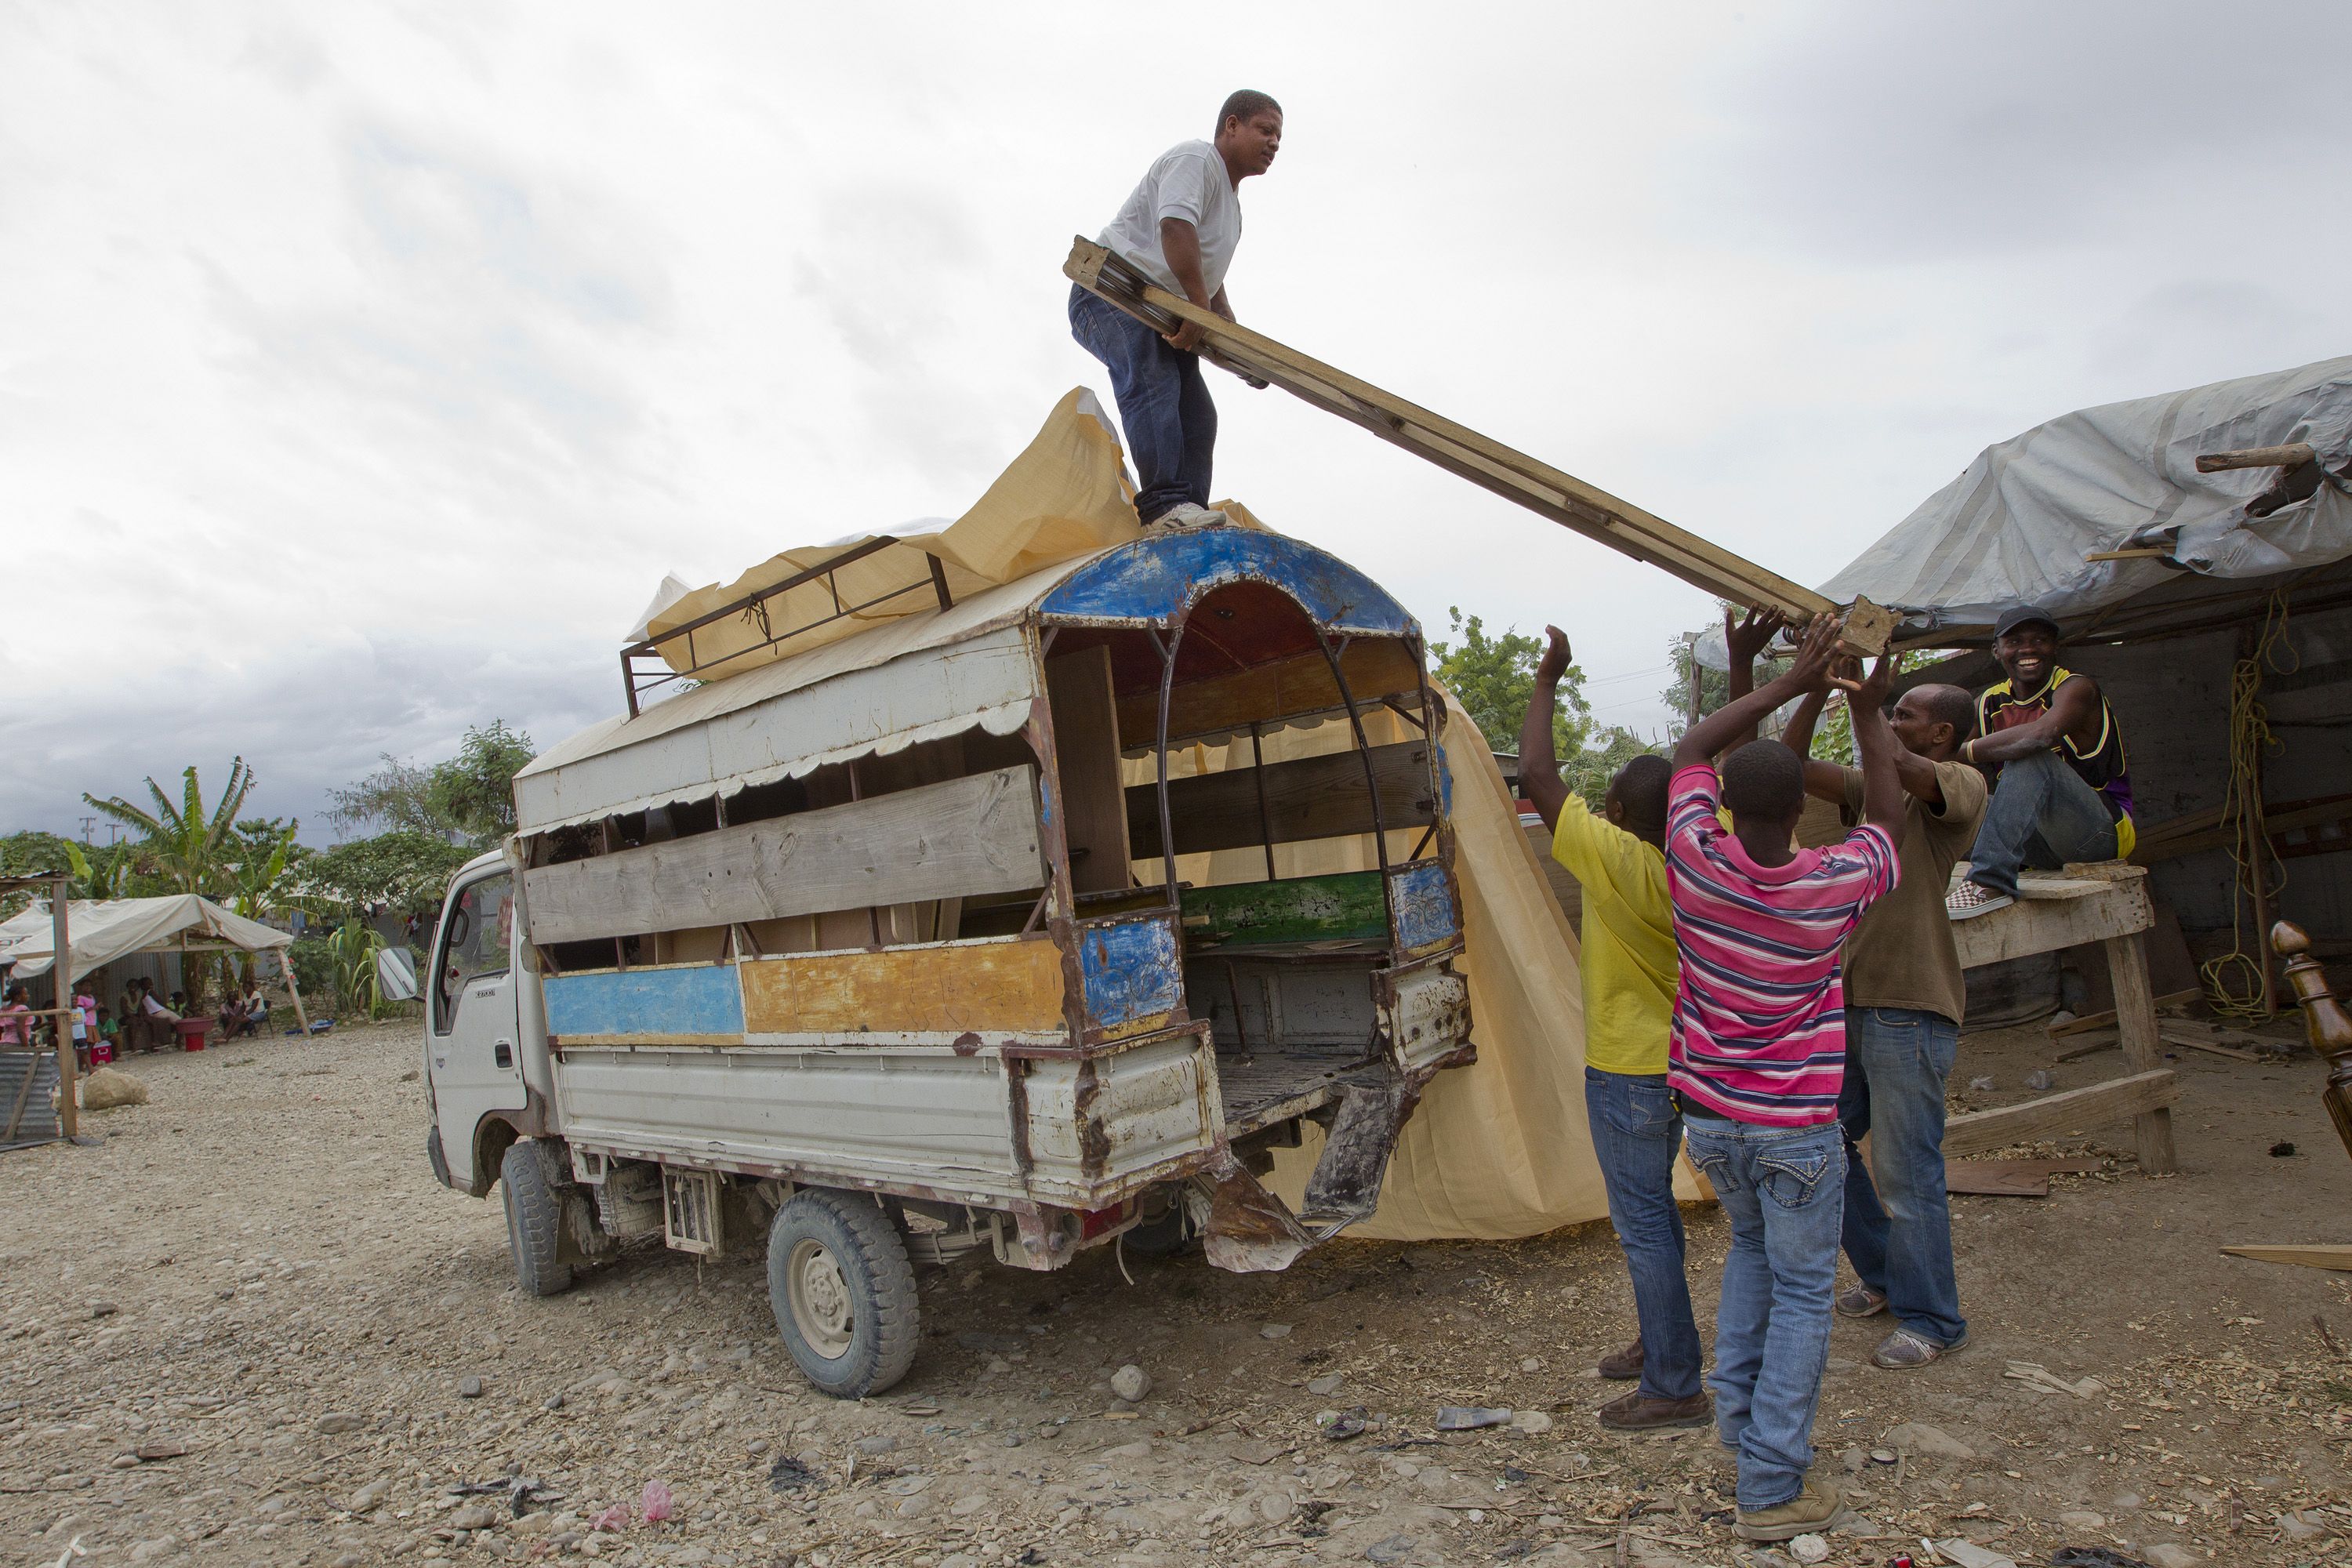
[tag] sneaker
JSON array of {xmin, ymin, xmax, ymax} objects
[
  {"xmin": 1835, "ymin": 1284, "xmax": 1888, "ymax": 1319},
  {"xmin": 1597, "ymin": 1338, "xmax": 1644, "ymax": 1380},
  {"xmin": 1946, "ymin": 881, "xmax": 2013, "ymax": 920},
  {"xmin": 1734, "ymin": 1479, "xmax": 1850, "ymax": 1541},
  {"xmin": 1149, "ymin": 502, "xmax": 1229, "ymax": 531},
  {"xmin": 1871, "ymin": 1327, "xmax": 1968, "ymax": 1368},
  {"xmin": 1595, "ymin": 1388, "xmax": 1712, "ymax": 1432}
]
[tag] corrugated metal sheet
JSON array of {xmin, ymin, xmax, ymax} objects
[{"xmin": 0, "ymin": 1051, "xmax": 62, "ymax": 1151}]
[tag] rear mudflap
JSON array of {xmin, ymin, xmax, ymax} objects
[{"xmin": 1190, "ymin": 1150, "xmax": 1316, "ymax": 1274}]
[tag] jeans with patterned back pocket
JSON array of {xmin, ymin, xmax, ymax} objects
[
  {"xmin": 1683, "ymin": 1114, "xmax": 1847, "ymax": 1512},
  {"xmin": 1584, "ymin": 1067, "xmax": 1705, "ymax": 1402}
]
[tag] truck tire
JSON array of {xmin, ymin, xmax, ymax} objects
[
  {"xmin": 501, "ymin": 1139, "xmax": 575, "ymax": 1298},
  {"xmin": 767, "ymin": 1189, "xmax": 919, "ymax": 1398}
]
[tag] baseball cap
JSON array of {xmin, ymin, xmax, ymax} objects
[{"xmin": 1993, "ymin": 604, "xmax": 2060, "ymax": 640}]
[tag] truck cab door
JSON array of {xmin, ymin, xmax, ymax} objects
[{"xmin": 428, "ymin": 867, "xmax": 527, "ymax": 1191}]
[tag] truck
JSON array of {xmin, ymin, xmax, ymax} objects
[{"xmin": 422, "ymin": 524, "xmax": 1474, "ymax": 1397}]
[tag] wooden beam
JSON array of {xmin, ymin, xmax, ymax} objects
[
  {"xmin": 1943, "ymin": 1070, "xmax": 2180, "ymax": 1159},
  {"xmin": 2105, "ymin": 929, "xmax": 2177, "ymax": 1172},
  {"xmin": 2046, "ymin": 988, "xmax": 2200, "ymax": 1036},
  {"xmin": 50, "ymin": 878, "xmax": 75, "ymax": 1138},
  {"xmin": 2196, "ymin": 442, "xmax": 2316, "ymax": 473},
  {"xmin": 1063, "ymin": 238, "xmax": 1895, "ymax": 655},
  {"xmin": 1127, "ymin": 739, "xmax": 1436, "ymax": 858},
  {"xmin": 1045, "ymin": 646, "xmax": 1134, "ymax": 895},
  {"xmin": 279, "ymin": 950, "xmax": 311, "ymax": 1035},
  {"xmin": 1950, "ymin": 874, "xmax": 2153, "ymax": 970},
  {"xmin": 521, "ymin": 765, "xmax": 1047, "ymax": 946},
  {"xmin": 2220, "ymin": 1244, "xmax": 2352, "ymax": 1272}
]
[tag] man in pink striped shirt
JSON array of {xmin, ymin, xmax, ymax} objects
[{"xmin": 1664, "ymin": 612, "xmax": 1905, "ymax": 1543}]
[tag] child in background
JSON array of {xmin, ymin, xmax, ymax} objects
[
  {"xmin": 1664, "ymin": 614, "xmax": 1907, "ymax": 1542},
  {"xmin": 71, "ymin": 984, "xmax": 95, "ymax": 1071},
  {"xmin": 93, "ymin": 1004, "xmax": 118, "ymax": 1065}
]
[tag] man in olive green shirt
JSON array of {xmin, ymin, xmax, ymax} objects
[{"xmin": 1782, "ymin": 677, "xmax": 1987, "ymax": 1370}]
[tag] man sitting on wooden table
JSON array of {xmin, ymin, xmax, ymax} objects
[
  {"xmin": 1947, "ymin": 604, "xmax": 2135, "ymax": 920},
  {"xmin": 1783, "ymin": 667, "xmax": 1987, "ymax": 1368}
]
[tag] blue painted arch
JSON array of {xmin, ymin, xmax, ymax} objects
[{"xmin": 1038, "ymin": 529, "xmax": 1418, "ymax": 637}]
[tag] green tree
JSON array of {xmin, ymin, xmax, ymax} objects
[
  {"xmin": 327, "ymin": 720, "xmax": 535, "ymax": 848},
  {"xmin": 301, "ymin": 830, "xmax": 475, "ymax": 919},
  {"xmin": 326, "ymin": 754, "xmax": 441, "ymax": 840},
  {"xmin": 1560, "ymin": 724, "xmax": 1657, "ymax": 811},
  {"xmin": 1431, "ymin": 608, "xmax": 1589, "ymax": 757},
  {"xmin": 63, "ymin": 841, "xmax": 137, "ymax": 902},
  {"xmin": 81, "ymin": 760, "xmax": 258, "ymax": 1004},
  {"xmin": 0, "ymin": 831, "xmax": 79, "ymax": 919}
]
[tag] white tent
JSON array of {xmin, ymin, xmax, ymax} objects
[{"xmin": 0, "ymin": 894, "xmax": 293, "ymax": 985}]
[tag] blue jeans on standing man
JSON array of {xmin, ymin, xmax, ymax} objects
[
  {"xmin": 1069, "ymin": 283, "xmax": 1216, "ymax": 523},
  {"xmin": 1967, "ymin": 750, "xmax": 2119, "ymax": 898},
  {"xmin": 1839, "ymin": 1006, "xmax": 1966, "ymax": 1347},
  {"xmin": 1584, "ymin": 1067, "xmax": 1704, "ymax": 1403},
  {"xmin": 1683, "ymin": 1112, "xmax": 1846, "ymax": 1512}
]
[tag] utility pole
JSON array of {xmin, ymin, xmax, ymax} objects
[{"xmin": 78, "ymin": 816, "xmax": 96, "ymax": 845}]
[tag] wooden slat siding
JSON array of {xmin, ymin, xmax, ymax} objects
[
  {"xmin": 1126, "ymin": 740, "xmax": 1435, "ymax": 858},
  {"xmin": 1112, "ymin": 643, "xmax": 1424, "ymax": 749},
  {"xmin": 1046, "ymin": 646, "xmax": 1134, "ymax": 895},
  {"xmin": 1942, "ymin": 1070, "xmax": 2180, "ymax": 1158},
  {"xmin": 522, "ymin": 765, "xmax": 1046, "ymax": 946},
  {"xmin": 1064, "ymin": 238, "xmax": 1895, "ymax": 655},
  {"xmin": 740, "ymin": 936, "xmax": 1066, "ymax": 1036},
  {"xmin": 1949, "ymin": 876, "xmax": 2153, "ymax": 969},
  {"xmin": 1179, "ymin": 871, "xmax": 1389, "ymax": 948}
]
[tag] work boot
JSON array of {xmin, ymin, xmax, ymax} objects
[
  {"xmin": 1835, "ymin": 1284, "xmax": 1887, "ymax": 1319},
  {"xmin": 1595, "ymin": 1388, "xmax": 1711, "ymax": 1432},
  {"xmin": 1596, "ymin": 1338, "xmax": 1644, "ymax": 1380},
  {"xmin": 1734, "ymin": 1479, "xmax": 1849, "ymax": 1541}
]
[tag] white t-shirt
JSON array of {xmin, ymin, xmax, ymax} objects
[{"xmin": 1097, "ymin": 140, "xmax": 1243, "ymax": 303}]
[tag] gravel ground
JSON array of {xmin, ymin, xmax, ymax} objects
[{"xmin": 3, "ymin": 1014, "xmax": 2350, "ymax": 1568}]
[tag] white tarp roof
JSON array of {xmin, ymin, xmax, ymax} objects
[
  {"xmin": 1820, "ymin": 356, "xmax": 2352, "ymax": 644},
  {"xmin": 0, "ymin": 895, "xmax": 292, "ymax": 984}
]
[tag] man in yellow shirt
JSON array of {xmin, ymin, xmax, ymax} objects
[{"xmin": 1519, "ymin": 626, "xmax": 1705, "ymax": 1432}]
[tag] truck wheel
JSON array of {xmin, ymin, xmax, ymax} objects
[
  {"xmin": 767, "ymin": 1189, "xmax": 919, "ymax": 1398},
  {"xmin": 1123, "ymin": 1184, "xmax": 1196, "ymax": 1258},
  {"xmin": 501, "ymin": 1140, "xmax": 575, "ymax": 1298}
]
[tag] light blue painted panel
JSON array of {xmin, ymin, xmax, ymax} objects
[
  {"xmin": 545, "ymin": 964, "xmax": 746, "ymax": 1038},
  {"xmin": 1040, "ymin": 531, "xmax": 1417, "ymax": 636},
  {"xmin": 1388, "ymin": 863, "xmax": 1459, "ymax": 951},
  {"xmin": 1078, "ymin": 916, "xmax": 1183, "ymax": 1029}
]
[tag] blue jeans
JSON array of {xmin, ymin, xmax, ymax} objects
[
  {"xmin": 1684, "ymin": 1115, "xmax": 1846, "ymax": 1511},
  {"xmin": 1968, "ymin": 750, "xmax": 2119, "ymax": 897},
  {"xmin": 1584, "ymin": 1068, "xmax": 1704, "ymax": 1402},
  {"xmin": 1069, "ymin": 283, "xmax": 1216, "ymax": 522},
  {"xmin": 1838, "ymin": 1007, "xmax": 1965, "ymax": 1346}
]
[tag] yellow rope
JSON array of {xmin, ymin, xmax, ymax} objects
[{"xmin": 2200, "ymin": 590, "xmax": 2295, "ymax": 1020}]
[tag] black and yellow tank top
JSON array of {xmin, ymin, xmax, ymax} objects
[{"xmin": 1977, "ymin": 668, "xmax": 2135, "ymax": 856}]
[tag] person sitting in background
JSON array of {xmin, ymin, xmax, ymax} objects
[
  {"xmin": 240, "ymin": 978, "xmax": 269, "ymax": 1036},
  {"xmin": 94, "ymin": 1004, "xmax": 118, "ymax": 1064},
  {"xmin": 216, "ymin": 991, "xmax": 248, "ymax": 1040},
  {"xmin": 136, "ymin": 979, "xmax": 181, "ymax": 1051}
]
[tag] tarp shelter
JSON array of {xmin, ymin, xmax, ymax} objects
[
  {"xmin": 0, "ymin": 895, "xmax": 309, "ymax": 1032},
  {"xmin": 594, "ymin": 390, "xmax": 1656, "ymax": 1240},
  {"xmin": 1808, "ymin": 358, "xmax": 2352, "ymax": 1008}
]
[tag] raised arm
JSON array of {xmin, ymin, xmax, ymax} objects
[
  {"xmin": 1846, "ymin": 653, "xmax": 1905, "ymax": 833},
  {"xmin": 1719, "ymin": 606, "xmax": 1788, "ymax": 747},
  {"xmin": 1778, "ymin": 684, "xmax": 1852, "ymax": 804},
  {"xmin": 1789, "ymin": 655, "xmax": 1947, "ymax": 808},
  {"xmin": 1674, "ymin": 613, "xmax": 1838, "ymax": 771},
  {"xmin": 1518, "ymin": 626, "xmax": 1575, "ymax": 833},
  {"xmin": 1965, "ymin": 674, "xmax": 2099, "ymax": 766}
]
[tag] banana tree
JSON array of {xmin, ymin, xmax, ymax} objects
[
  {"xmin": 63, "ymin": 841, "xmax": 135, "ymax": 901},
  {"xmin": 223, "ymin": 821, "xmax": 310, "ymax": 988},
  {"xmin": 83, "ymin": 759, "xmax": 256, "ymax": 1004},
  {"xmin": 326, "ymin": 919, "xmax": 387, "ymax": 1017}
]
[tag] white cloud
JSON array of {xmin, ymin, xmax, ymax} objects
[{"xmin": 3, "ymin": 0, "xmax": 2345, "ymax": 840}]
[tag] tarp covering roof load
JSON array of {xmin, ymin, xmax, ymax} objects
[
  {"xmin": 513, "ymin": 393, "xmax": 1420, "ymax": 837},
  {"xmin": 1819, "ymin": 356, "xmax": 2352, "ymax": 648},
  {"xmin": 0, "ymin": 895, "xmax": 291, "ymax": 985}
]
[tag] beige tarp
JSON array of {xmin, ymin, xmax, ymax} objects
[
  {"xmin": 633, "ymin": 392, "xmax": 1679, "ymax": 1240},
  {"xmin": 0, "ymin": 895, "xmax": 291, "ymax": 985}
]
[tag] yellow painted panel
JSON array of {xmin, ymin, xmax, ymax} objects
[{"xmin": 742, "ymin": 938, "xmax": 1067, "ymax": 1036}]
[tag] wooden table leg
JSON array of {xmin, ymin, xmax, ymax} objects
[{"xmin": 2104, "ymin": 929, "xmax": 2177, "ymax": 1173}]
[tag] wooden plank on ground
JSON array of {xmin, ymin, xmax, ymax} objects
[
  {"xmin": 1943, "ymin": 1070, "xmax": 2180, "ymax": 1159},
  {"xmin": 1946, "ymin": 1157, "xmax": 2105, "ymax": 1197},
  {"xmin": 1951, "ymin": 874, "xmax": 2154, "ymax": 969},
  {"xmin": 1062, "ymin": 237, "xmax": 1893, "ymax": 653},
  {"xmin": 2047, "ymin": 989, "xmax": 2200, "ymax": 1036},
  {"xmin": 1127, "ymin": 739, "xmax": 1434, "ymax": 858},
  {"xmin": 521, "ymin": 765, "xmax": 1045, "ymax": 945},
  {"xmin": 2154, "ymin": 1024, "xmax": 2263, "ymax": 1062},
  {"xmin": 2220, "ymin": 1244, "xmax": 2352, "ymax": 1272}
]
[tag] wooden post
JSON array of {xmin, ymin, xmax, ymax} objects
[
  {"xmin": 2237, "ymin": 624, "xmax": 2278, "ymax": 1018},
  {"xmin": 278, "ymin": 949, "xmax": 311, "ymax": 1035},
  {"xmin": 51, "ymin": 876, "xmax": 76, "ymax": 1139},
  {"xmin": 2103, "ymin": 928, "xmax": 2176, "ymax": 1173},
  {"xmin": 2272, "ymin": 920, "xmax": 2352, "ymax": 1163}
]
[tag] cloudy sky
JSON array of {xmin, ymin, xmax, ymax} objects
[{"xmin": 5, "ymin": 1, "xmax": 2347, "ymax": 843}]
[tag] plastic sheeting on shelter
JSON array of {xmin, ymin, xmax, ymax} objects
[{"xmin": 0, "ymin": 895, "xmax": 292, "ymax": 985}]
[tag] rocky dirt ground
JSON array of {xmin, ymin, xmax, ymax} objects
[{"xmin": 3, "ymin": 1014, "xmax": 2350, "ymax": 1568}]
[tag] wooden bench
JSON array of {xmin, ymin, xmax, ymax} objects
[{"xmin": 1946, "ymin": 862, "xmax": 2176, "ymax": 1172}]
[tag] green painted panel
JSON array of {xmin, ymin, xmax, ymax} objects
[{"xmin": 1178, "ymin": 872, "xmax": 1388, "ymax": 949}]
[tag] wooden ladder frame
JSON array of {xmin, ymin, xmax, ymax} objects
[{"xmin": 1065, "ymin": 237, "xmax": 1895, "ymax": 655}]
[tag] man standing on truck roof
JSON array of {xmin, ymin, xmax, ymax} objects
[
  {"xmin": 1070, "ymin": 90, "xmax": 1282, "ymax": 530},
  {"xmin": 1945, "ymin": 604, "xmax": 2135, "ymax": 920}
]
